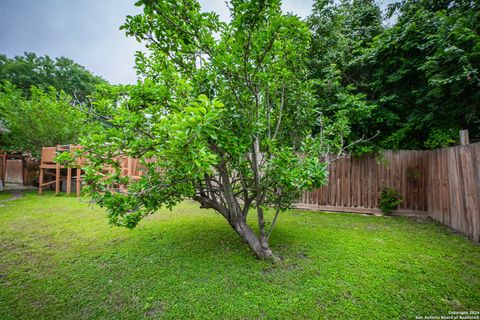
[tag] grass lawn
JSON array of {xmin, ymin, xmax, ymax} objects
[
  {"xmin": 0, "ymin": 192, "xmax": 13, "ymax": 201},
  {"xmin": 0, "ymin": 193, "xmax": 479, "ymax": 319}
]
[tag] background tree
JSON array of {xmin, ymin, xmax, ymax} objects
[
  {"xmin": 307, "ymin": 0, "xmax": 383, "ymax": 154},
  {"xmin": 0, "ymin": 53, "xmax": 107, "ymax": 156},
  {"xmin": 0, "ymin": 82, "xmax": 88, "ymax": 158},
  {"xmin": 308, "ymin": 0, "xmax": 480, "ymax": 150},
  {"xmin": 75, "ymin": 0, "xmax": 351, "ymax": 260},
  {"xmin": 360, "ymin": 0, "xmax": 480, "ymax": 148},
  {"xmin": 0, "ymin": 52, "xmax": 106, "ymax": 102}
]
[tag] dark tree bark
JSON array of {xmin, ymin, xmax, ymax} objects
[
  {"xmin": 189, "ymin": 143, "xmax": 276, "ymax": 260},
  {"xmin": 193, "ymin": 165, "xmax": 277, "ymax": 261},
  {"xmin": 231, "ymin": 217, "xmax": 275, "ymax": 260}
]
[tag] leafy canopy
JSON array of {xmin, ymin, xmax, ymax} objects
[
  {"xmin": 363, "ymin": 0, "xmax": 480, "ymax": 148},
  {"xmin": 308, "ymin": 0, "xmax": 480, "ymax": 150},
  {"xmin": 0, "ymin": 82, "xmax": 88, "ymax": 157},
  {"xmin": 0, "ymin": 52, "xmax": 105, "ymax": 102},
  {"xmin": 307, "ymin": 0, "xmax": 383, "ymax": 154}
]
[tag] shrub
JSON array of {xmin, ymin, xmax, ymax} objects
[
  {"xmin": 379, "ymin": 187, "xmax": 403, "ymax": 215},
  {"xmin": 0, "ymin": 82, "xmax": 87, "ymax": 158}
]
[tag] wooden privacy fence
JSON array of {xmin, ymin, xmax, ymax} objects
[
  {"xmin": 427, "ymin": 144, "xmax": 480, "ymax": 242},
  {"xmin": 297, "ymin": 143, "xmax": 480, "ymax": 242}
]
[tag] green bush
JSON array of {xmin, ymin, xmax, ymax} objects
[
  {"xmin": 0, "ymin": 82, "xmax": 87, "ymax": 158},
  {"xmin": 379, "ymin": 187, "xmax": 403, "ymax": 215}
]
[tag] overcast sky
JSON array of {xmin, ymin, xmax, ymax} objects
[{"xmin": 0, "ymin": 0, "xmax": 320, "ymax": 84}]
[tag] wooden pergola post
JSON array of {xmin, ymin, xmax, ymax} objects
[
  {"xmin": 39, "ymin": 146, "xmax": 64, "ymax": 195},
  {"xmin": 38, "ymin": 167, "xmax": 44, "ymax": 195},
  {"xmin": 76, "ymin": 168, "xmax": 81, "ymax": 197},
  {"xmin": 66, "ymin": 167, "xmax": 72, "ymax": 195},
  {"xmin": 55, "ymin": 163, "xmax": 60, "ymax": 194}
]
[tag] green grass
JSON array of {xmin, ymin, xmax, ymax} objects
[
  {"xmin": 0, "ymin": 192, "xmax": 13, "ymax": 201},
  {"xmin": 0, "ymin": 193, "xmax": 479, "ymax": 319}
]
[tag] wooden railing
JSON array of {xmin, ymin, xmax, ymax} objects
[{"xmin": 38, "ymin": 145, "xmax": 147, "ymax": 196}]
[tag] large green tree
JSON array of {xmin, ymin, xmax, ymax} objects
[
  {"xmin": 309, "ymin": 0, "xmax": 480, "ymax": 150},
  {"xmin": 0, "ymin": 82, "xmax": 88, "ymax": 158},
  {"xmin": 75, "ymin": 0, "xmax": 351, "ymax": 260},
  {"xmin": 361, "ymin": 0, "xmax": 480, "ymax": 148},
  {"xmin": 308, "ymin": 0, "xmax": 383, "ymax": 154},
  {"xmin": 0, "ymin": 52, "xmax": 105, "ymax": 102}
]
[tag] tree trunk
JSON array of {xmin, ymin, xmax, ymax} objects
[
  {"xmin": 241, "ymin": 136, "xmax": 273, "ymax": 260},
  {"xmin": 230, "ymin": 218, "xmax": 276, "ymax": 260},
  {"xmin": 194, "ymin": 166, "xmax": 277, "ymax": 261}
]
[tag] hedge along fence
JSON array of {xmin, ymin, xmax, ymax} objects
[{"xmin": 297, "ymin": 143, "xmax": 480, "ymax": 242}]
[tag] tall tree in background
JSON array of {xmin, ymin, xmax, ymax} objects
[
  {"xmin": 308, "ymin": 0, "xmax": 383, "ymax": 154},
  {"xmin": 75, "ymin": 0, "xmax": 352, "ymax": 260},
  {"xmin": 0, "ymin": 82, "xmax": 87, "ymax": 158},
  {"xmin": 0, "ymin": 52, "xmax": 105, "ymax": 102},
  {"xmin": 309, "ymin": 0, "xmax": 480, "ymax": 150},
  {"xmin": 0, "ymin": 53, "xmax": 106, "ymax": 155},
  {"xmin": 360, "ymin": 0, "xmax": 480, "ymax": 148}
]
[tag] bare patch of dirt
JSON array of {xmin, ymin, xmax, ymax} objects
[
  {"xmin": 31, "ymin": 300, "xmax": 45, "ymax": 308},
  {"xmin": 441, "ymin": 297, "xmax": 463, "ymax": 310},
  {"xmin": 261, "ymin": 267, "xmax": 274, "ymax": 275},
  {"xmin": 282, "ymin": 261, "xmax": 300, "ymax": 271},
  {"xmin": 144, "ymin": 302, "xmax": 165, "ymax": 318},
  {"xmin": 298, "ymin": 252, "xmax": 308, "ymax": 260},
  {"xmin": 342, "ymin": 291, "xmax": 357, "ymax": 303},
  {"xmin": 408, "ymin": 216, "xmax": 431, "ymax": 223},
  {"xmin": 366, "ymin": 224, "xmax": 380, "ymax": 231}
]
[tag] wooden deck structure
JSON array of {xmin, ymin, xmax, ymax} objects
[
  {"xmin": 38, "ymin": 145, "xmax": 83, "ymax": 196},
  {"xmin": 38, "ymin": 145, "xmax": 145, "ymax": 196}
]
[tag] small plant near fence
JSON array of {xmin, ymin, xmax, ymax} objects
[{"xmin": 379, "ymin": 187, "xmax": 403, "ymax": 215}]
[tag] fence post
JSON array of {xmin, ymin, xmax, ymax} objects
[{"xmin": 460, "ymin": 130, "xmax": 470, "ymax": 145}]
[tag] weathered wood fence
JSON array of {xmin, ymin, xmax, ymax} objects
[
  {"xmin": 297, "ymin": 143, "xmax": 480, "ymax": 242},
  {"xmin": 427, "ymin": 144, "xmax": 480, "ymax": 242}
]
